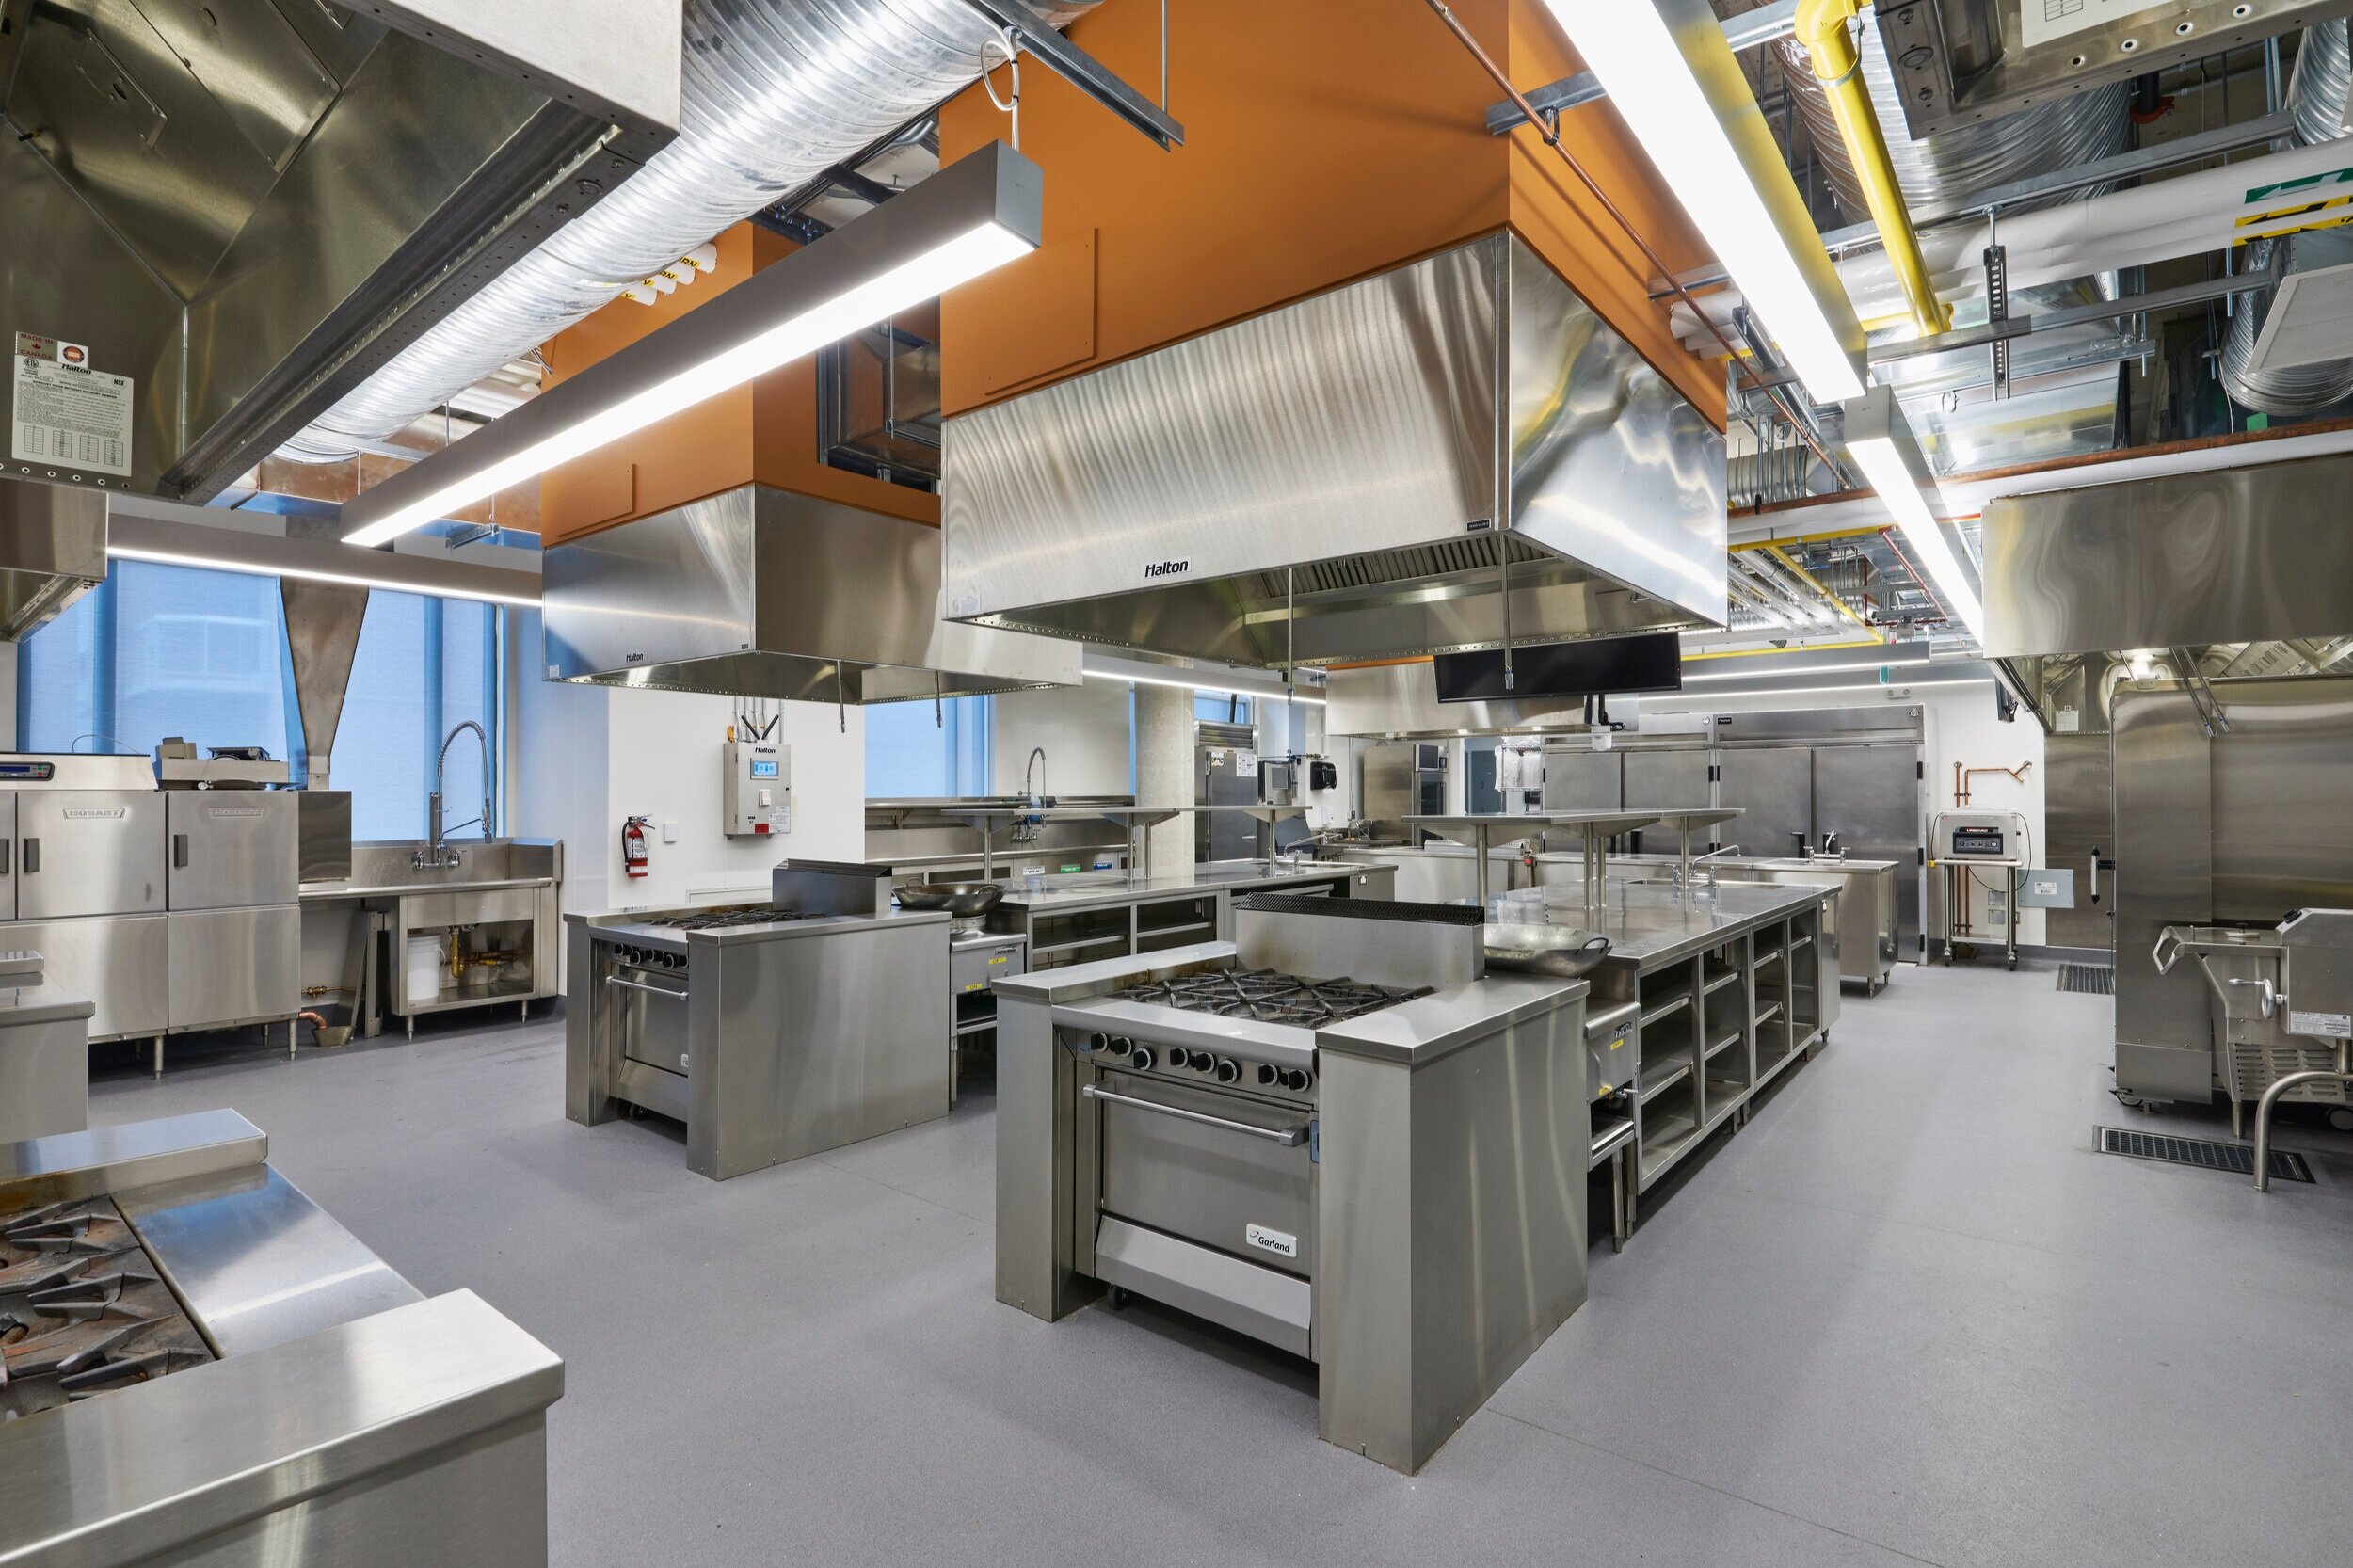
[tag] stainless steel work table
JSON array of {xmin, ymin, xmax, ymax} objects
[
  {"xmin": 977, "ymin": 859, "xmax": 1398, "ymax": 973},
  {"xmin": 1491, "ymin": 879, "xmax": 1839, "ymax": 1207}
]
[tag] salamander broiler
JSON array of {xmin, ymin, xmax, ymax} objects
[{"xmin": 996, "ymin": 895, "xmax": 1591, "ymax": 1474}]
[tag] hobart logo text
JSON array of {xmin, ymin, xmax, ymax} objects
[{"xmin": 1143, "ymin": 559, "xmax": 1191, "ymax": 580}]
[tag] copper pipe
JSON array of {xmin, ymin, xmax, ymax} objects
[
  {"xmin": 1421, "ymin": 0, "xmax": 1844, "ymax": 480},
  {"xmin": 1877, "ymin": 525, "xmax": 1951, "ymax": 629}
]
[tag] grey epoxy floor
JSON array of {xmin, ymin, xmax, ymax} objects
[{"xmin": 90, "ymin": 964, "xmax": 2353, "ymax": 1568}]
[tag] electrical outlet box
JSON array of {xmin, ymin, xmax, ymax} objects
[{"xmin": 723, "ymin": 741, "xmax": 792, "ymax": 838}]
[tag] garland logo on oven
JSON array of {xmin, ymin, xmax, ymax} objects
[{"xmin": 1244, "ymin": 1224, "xmax": 1297, "ymax": 1259}]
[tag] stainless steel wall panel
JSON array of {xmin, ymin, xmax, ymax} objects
[
  {"xmin": 17, "ymin": 791, "xmax": 168, "ymax": 918},
  {"xmin": 167, "ymin": 792, "xmax": 299, "ymax": 910},
  {"xmin": 2041, "ymin": 733, "xmax": 2114, "ymax": 951},
  {"xmin": 1981, "ymin": 452, "xmax": 2353, "ymax": 657},
  {"xmin": 168, "ymin": 905, "xmax": 301, "ymax": 1030},
  {"xmin": 2111, "ymin": 688, "xmax": 2215, "ymax": 1084},
  {"xmin": 943, "ymin": 234, "xmax": 1725, "ymax": 666}
]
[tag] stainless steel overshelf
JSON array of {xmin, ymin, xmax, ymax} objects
[
  {"xmin": 943, "ymin": 231, "xmax": 1726, "ymax": 666},
  {"xmin": 540, "ymin": 483, "xmax": 1080, "ymax": 701}
]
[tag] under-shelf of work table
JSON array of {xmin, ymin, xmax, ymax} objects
[{"xmin": 1489, "ymin": 878, "xmax": 1838, "ymax": 1207}]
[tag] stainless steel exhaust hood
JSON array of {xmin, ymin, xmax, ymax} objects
[
  {"xmin": 0, "ymin": 476, "xmax": 106, "ymax": 640},
  {"xmin": 541, "ymin": 484, "xmax": 1080, "ymax": 701},
  {"xmin": 1980, "ymin": 450, "xmax": 2353, "ymax": 657},
  {"xmin": 0, "ymin": 1, "xmax": 676, "ymax": 503},
  {"xmin": 940, "ymin": 232, "xmax": 1727, "ymax": 668}
]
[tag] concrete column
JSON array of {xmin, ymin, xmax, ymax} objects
[{"xmin": 1134, "ymin": 683, "xmax": 1193, "ymax": 873}]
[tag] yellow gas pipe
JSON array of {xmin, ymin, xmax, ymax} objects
[{"xmin": 1792, "ymin": 0, "xmax": 1948, "ymax": 339}]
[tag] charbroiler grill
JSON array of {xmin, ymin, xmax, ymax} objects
[{"xmin": 996, "ymin": 893, "xmax": 1596, "ymax": 1475}]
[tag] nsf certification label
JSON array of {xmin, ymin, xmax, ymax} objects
[
  {"xmin": 2287, "ymin": 1009, "xmax": 2353, "ymax": 1040},
  {"xmin": 13, "ymin": 333, "xmax": 133, "ymax": 477}
]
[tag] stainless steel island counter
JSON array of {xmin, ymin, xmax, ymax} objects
[
  {"xmin": 567, "ymin": 889, "xmax": 952, "ymax": 1180},
  {"xmin": 996, "ymin": 895, "xmax": 1585, "ymax": 1475},
  {"xmin": 1491, "ymin": 879, "xmax": 1837, "ymax": 1214}
]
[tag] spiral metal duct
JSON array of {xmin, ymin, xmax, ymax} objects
[
  {"xmin": 2220, "ymin": 21, "xmax": 2353, "ymax": 416},
  {"xmin": 1774, "ymin": 22, "xmax": 2130, "ymax": 223},
  {"xmin": 280, "ymin": 0, "xmax": 1094, "ymax": 463}
]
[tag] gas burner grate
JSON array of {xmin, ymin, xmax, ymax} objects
[
  {"xmin": 647, "ymin": 906, "xmax": 831, "ymax": 932},
  {"xmin": 1120, "ymin": 968, "xmax": 1432, "ymax": 1028},
  {"xmin": 2057, "ymin": 963, "xmax": 2115, "ymax": 996},
  {"xmin": 2, "ymin": 1196, "xmax": 215, "ymax": 1419},
  {"xmin": 2095, "ymin": 1127, "xmax": 2314, "ymax": 1183}
]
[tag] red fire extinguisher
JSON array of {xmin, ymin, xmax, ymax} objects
[{"xmin": 622, "ymin": 815, "xmax": 651, "ymax": 880}]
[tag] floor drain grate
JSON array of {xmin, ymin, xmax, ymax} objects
[
  {"xmin": 2097, "ymin": 1127, "xmax": 2314, "ymax": 1183},
  {"xmin": 2057, "ymin": 963, "xmax": 2116, "ymax": 995}
]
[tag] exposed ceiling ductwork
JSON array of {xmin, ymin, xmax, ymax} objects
[
  {"xmin": 1772, "ymin": 15, "xmax": 2131, "ymax": 226},
  {"xmin": 2221, "ymin": 20, "xmax": 2353, "ymax": 417},
  {"xmin": 279, "ymin": 0, "xmax": 1096, "ymax": 466}
]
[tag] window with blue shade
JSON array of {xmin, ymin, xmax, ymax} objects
[
  {"xmin": 1195, "ymin": 691, "xmax": 1250, "ymax": 725},
  {"xmin": 16, "ymin": 561, "xmax": 500, "ymax": 841},
  {"xmin": 865, "ymin": 695, "xmax": 991, "ymax": 796}
]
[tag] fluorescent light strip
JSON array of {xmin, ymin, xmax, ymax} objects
[
  {"xmin": 344, "ymin": 221, "xmax": 1033, "ymax": 547},
  {"xmin": 1656, "ymin": 677, "xmax": 1991, "ymax": 702},
  {"xmin": 1682, "ymin": 657, "xmax": 1931, "ymax": 682},
  {"xmin": 105, "ymin": 544, "xmax": 541, "ymax": 608},
  {"xmin": 1841, "ymin": 436, "xmax": 1986, "ymax": 635},
  {"xmin": 1538, "ymin": 0, "xmax": 1864, "ymax": 404},
  {"xmin": 1084, "ymin": 669, "xmax": 1326, "ymax": 707}
]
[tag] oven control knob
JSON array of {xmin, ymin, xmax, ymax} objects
[
  {"xmin": 1087, "ymin": 1032, "xmax": 1111, "ymax": 1053},
  {"xmin": 1164, "ymin": 1047, "xmax": 1192, "ymax": 1071},
  {"xmin": 1280, "ymin": 1067, "xmax": 1312, "ymax": 1093},
  {"xmin": 1107, "ymin": 1036, "xmax": 1134, "ymax": 1057},
  {"xmin": 1214, "ymin": 1057, "xmax": 1241, "ymax": 1083},
  {"xmin": 1192, "ymin": 1053, "xmax": 1217, "ymax": 1074},
  {"xmin": 1129, "ymin": 1046, "xmax": 1156, "ymax": 1072},
  {"xmin": 1256, "ymin": 1063, "xmax": 1278, "ymax": 1086}
]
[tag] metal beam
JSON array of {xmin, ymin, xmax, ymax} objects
[
  {"xmin": 1487, "ymin": 0, "xmax": 1795, "ymax": 134},
  {"xmin": 1865, "ymin": 272, "xmax": 2269, "ymax": 364},
  {"xmin": 963, "ymin": 0, "xmax": 1184, "ymax": 149}
]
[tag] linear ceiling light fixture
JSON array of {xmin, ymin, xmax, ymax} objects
[
  {"xmin": 106, "ymin": 543, "xmax": 540, "ymax": 608},
  {"xmin": 1833, "ymin": 384, "xmax": 1985, "ymax": 638},
  {"xmin": 340, "ymin": 142, "xmax": 1044, "ymax": 548},
  {"xmin": 1084, "ymin": 669, "xmax": 1328, "ymax": 708},
  {"xmin": 1534, "ymin": 0, "xmax": 1866, "ymax": 404}
]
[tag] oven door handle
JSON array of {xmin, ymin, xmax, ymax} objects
[
  {"xmin": 1081, "ymin": 1083, "xmax": 1308, "ymax": 1146},
  {"xmin": 604, "ymin": 974, "xmax": 687, "ymax": 1000}
]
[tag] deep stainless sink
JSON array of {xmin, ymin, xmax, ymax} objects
[{"xmin": 321, "ymin": 839, "xmax": 564, "ymax": 892}]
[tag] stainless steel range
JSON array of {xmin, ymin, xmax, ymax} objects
[
  {"xmin": 997, "ymin": 895, "xmax": 1591, "ymax": 1474},
  {"xmin": 567, "ymin": 862, "xmax": 951, "ymax": 1180},
  {"xmin": 0, "ymin": 1110, "xmax": 562, "ymax": 1563}
]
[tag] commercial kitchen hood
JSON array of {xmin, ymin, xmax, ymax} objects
[
  {"xmin": 1979, "ymin": 449, "xmax": 2353, "ymax": 658},
  {"xmin": 940, "ymin": 232, "xmax": 1728, "ymax": 669},
  {"xmin": 541, "ymin": 483, "xmax": 1080, "ymax": 702},
  {"xmin": 0, "ymin": 476, "xmax": 106, "ymax": 640},
  {"xmin": 0, "ymin": 0, "xmax": 676, "ymax": 503}
]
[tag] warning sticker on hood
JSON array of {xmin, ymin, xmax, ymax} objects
[{"xmin": 13, "ymin": 337, "xmax": 133, "ymax": 477}]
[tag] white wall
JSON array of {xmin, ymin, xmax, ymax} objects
[
  {"xmin": 506, "ymin": 612, "xmax": 864, "ymax": 918},
  {"xmin": 1642, "ymin": 676, "xmax": 2052, "ymax": 944},
  {"xmin": 992, "ymin": 679, "xmax": 1133, "ymax": 797}
]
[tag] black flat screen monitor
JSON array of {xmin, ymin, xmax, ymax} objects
[{"xmin": 1433, "ymin": 633, "xmax": 1683, "ymax": 703}]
